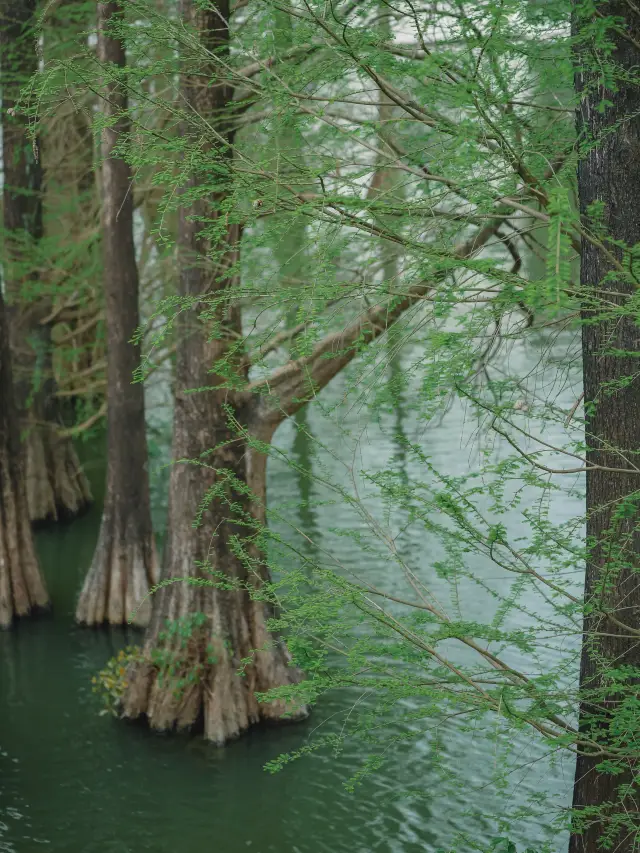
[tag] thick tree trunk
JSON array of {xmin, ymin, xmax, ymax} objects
[
  {"xmin": 45, "ymin": 0, "xmax": 103, "ymax": 426},
  {"xmin": 570, "ymin": 4, "xmax": 640, "ymax": 851},
  {"xmin": 75, "ymin": 1, "xmax": 158, "ymax": 627},
  {"xmin": 10, "ymin": 312, "xmax": 92, "ymax": 523},
  {"xmin": 0, "ymin": 0, "xmax": 92, "ymax": 525},
  {"xmin": 0, "ymin": 282, "xmax": 49, "ymax": 629},
  {"xmin": 120, "ymin": 0, "xmax": 306, "ymax": 743},
  {"xmin": 24, "ymin": 416, "xmax": 92, "ymax": 524}
]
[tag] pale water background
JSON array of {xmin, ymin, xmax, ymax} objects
[{"xmin": 0, "ymin": 327, "xmax": 583, "ymax": 853}]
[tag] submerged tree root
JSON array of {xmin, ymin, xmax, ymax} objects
[{"xmin": 25, "ymin": 422, "xmax": 92, "ymax": 525}]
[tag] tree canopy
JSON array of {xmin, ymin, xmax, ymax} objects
[{"xmin": 0, "ymin": 0, "xmax": 638, "ymax": 850}]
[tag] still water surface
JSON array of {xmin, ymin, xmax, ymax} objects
[{"xmin": 0, "ymin": 332, "xmax": 582, "ymax": 853}]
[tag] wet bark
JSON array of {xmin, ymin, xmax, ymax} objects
[
  {"xmin": 0, "ymin": 0, "xmax": 92, "ymax": 526},
  {"xmin": 570, "ymin": 4, "xmax": 640, "ymax": 851},
  {"xmin": 120, "ymin": 0, "xmax": 306, "ymax": 743},
  {"xmin": 0, "ymin": 274, "xmax": 49, "ymax": 629},
  {"xmin": 76, "ymin": 1, "xmax": 158, "ymax": 627}
]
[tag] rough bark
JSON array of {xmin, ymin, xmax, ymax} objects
[
  {"xmin": 569, "ymin": 4, "xmax": 640, "ymax": 851},
  {"xmin": 24, "ymin": 416, "xmax": 93, "ymax": 524},
  {"xmin": 120, "ymin": 0, "xmax": 306, "ymax": 743},
  {"xmin": 45, "ymin": 0, "xmax": 102, "ymax": 418},
  {"xmin": 0, "ymin": 278, "xmax": 49, "ymax": 629},
  {"xmin": 75, "ymin": 1, "xmax": 158, "ymax": 627},
  {"xmin": 0, "ymin": 0, "xmax": 92, "ymax": 525}
]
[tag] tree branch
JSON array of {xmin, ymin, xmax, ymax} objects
[{"xmin": 246, "ymin": 215, "xmax": 507, "ymax": 427}]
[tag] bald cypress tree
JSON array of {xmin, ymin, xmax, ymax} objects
[
  {"xmin": 569, "ymin": 2, "xmax": 640, "ymax": 850},
  {"xmin": 75, "ymin": 0, "xmax": 158, "ymax": 626},
  {"xmin": 1, "ymin": 0, "xmax": 92, "ymax": 526}
]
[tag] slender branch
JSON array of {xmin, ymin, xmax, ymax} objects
[{"xmin": 58, "ymin": 402, "xmax": 107, "ymax": 437}]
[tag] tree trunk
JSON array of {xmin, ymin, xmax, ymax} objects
[
  {"xmin": 0, "ymin": 276, "xmax": 49, "ymax": 629},
  {"xmin": 75, "ymin": 1, "xmax": 158, "ymax": 627},
  {"xmin": 45, "ymin": 0, "xmax": 103, "ymax": 426},
  {"xmin": 0, "ymin": 0, "xmax": 92, "ymax": 526},
  {"xmin": 120, "ymin": 0, "xmax": 306, "ymax": 743},
  {"xmin": 570, "ymin": 4, "xmax": 640, "ymax": 851}
]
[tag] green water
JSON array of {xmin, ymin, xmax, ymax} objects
[{"xmin": 0, "ymin": 333, "xmax": 582, "ymax": 853}]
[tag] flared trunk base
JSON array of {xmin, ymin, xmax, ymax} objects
[
  {"xmin": 120, "ymin": 579, "xmax": 308, "ymax": 745},
  {"xmin": 76, "ymin": 511, "xmax": 158, "ymax": 626},
  {"xmin": 25, "ymin": 422, "xmax": 92, "ymax": 525},
  {"xmin": 0, "ymin": 454, "xmax": 50, "ymax": 629}
]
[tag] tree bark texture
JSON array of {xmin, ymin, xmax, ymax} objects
[
  {"xmin": 120, "ymin": 0, "xmax": 306, "ymax": 743},
  {"xmin": 570, "ymin": 4, "xmax": 640, "ymax": 851},
  {"xmin": 0, "ymin": 276, "xmax": 49, "ymax": 629},
  {"xmin": 0, "ymin": 0, "xmax": 92, "ymax": 525},
  {"xmin": 75, "ymin": 1, "xmax": 158, "ymax": 627}
]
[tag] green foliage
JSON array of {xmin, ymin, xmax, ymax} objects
[
  {"xmin": 92, "ymin": 646, "xmax": 143, "ymax": 716},
  {"xmin": 29, "ymin": 0, "xmax": 640, "ymax": 849},
  {"xmin": 94, "ymin": 614, "xmax": 219, "ymax": 712},
  {"xmin": 152, "ymin": 613, "xmax": 216, "ymax": 698},
  {"xmin": 488, "ymin": 839, "xmax": 541, "ymax": 853}
]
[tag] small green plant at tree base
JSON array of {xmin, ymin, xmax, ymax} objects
[
  {"xmin": 92, "ymin": 646, "xmax": 142, "ymax": 716},
  {"xmin": 92, "ymin": 613, "xmax": 219, "ymax": 713}
]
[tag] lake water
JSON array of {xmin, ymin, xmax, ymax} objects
[{"xmin": 0, "ymin": 327, "xmax": 583, "ymax": 853}]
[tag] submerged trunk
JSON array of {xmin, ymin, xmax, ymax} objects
[
  {"xmin": 76, "ymin": 1, "xmax": 158, "ymax": 627},
  {"xmin": 0, "ymin": 278, "xmax": 49, "ymax": 629},
  {"xmin": 121, "ymin": 0, "xmax": 306, "ymax": 743},
  {"xmin": 122, "ymin": 404, "xmax": 306, "ymax": 743},
  {"xmin": 11, "ymin": 315, "xmax": 92, "ymax": 524},
  {"xmin": 0, "ymin": 0, "xmax": 92, "ymax": 525},
  {"xmin": 570, "ymin": 4, "xmax": 640, "ymax": 851}
]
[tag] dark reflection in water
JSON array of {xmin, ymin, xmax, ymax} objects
[
  {"xmin": 0, "ymin": 335, "xmax": 580, "ymax": 853},
  {"xmin": 291, "ymin": 407, "xmax": 320, "ymax": 560}
]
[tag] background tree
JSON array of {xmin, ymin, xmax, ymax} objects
[
  {"xmin": 41, "ymin": 1, "xmax": 106, "ymax": 435},
  {"xmin": 75, "ymin": 0, "xmax": 159, "ymax": 627},
  {"xmin": 0, "ymin": 271, "xmax": 49, "ymax": 629},
  {"xmin": 1, "ymin": 0, "xmax": 92, "ymax": 525},
  {"xmin": 569, "ymin": 2, "xmax": 640, "ymax": 850}
]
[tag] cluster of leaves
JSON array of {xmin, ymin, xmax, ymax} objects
[
  {"xmin": 93, "ymin": 614, "xmax": 222, "ymax": 713},
  {"xmin": 151, "ymin": 612, "xmax": 219, "ymax": 699},
  {"xmin": 92, "ymin": 646, "xmax": 142, "ymax": 716}
]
